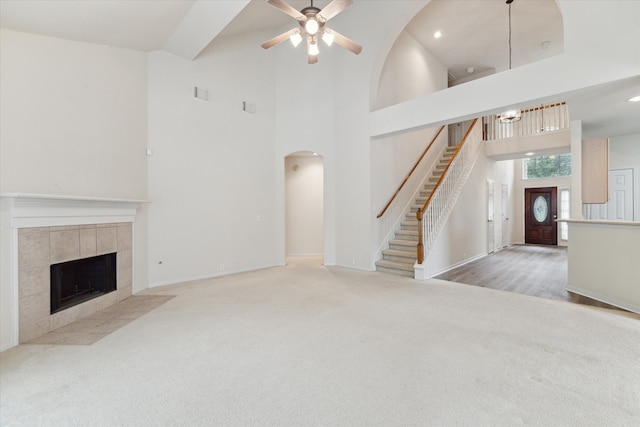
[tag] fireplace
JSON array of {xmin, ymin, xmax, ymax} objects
[
  {"xmin": 50, "ymin": 253, "xmax": 117, "ymax": 314},
  {"xmin": 0, "ymin": 193, "xmax": 144, "ymax": 350}
]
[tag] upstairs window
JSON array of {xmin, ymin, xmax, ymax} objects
[{"xmin": 523, "ymin": 154, "xmax": 571, "ymax": 179}]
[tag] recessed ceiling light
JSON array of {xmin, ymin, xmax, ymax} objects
[
  {"xmin": 526, "ymin": 152, "xmax": 535, "ymax": 156},
  {"xmin": 627, "ymin": 95, "xmax": 640, "ymax": 103},
  {"xmin": 541, "ymin": 41, "xmax": 552, "ymax": 49},
  {"xmin": 466, "ymin": 67, "xmax": 475, "ymax": 74},
  {"xmin": 433, "ymin": 31, "xmax": 442, "ymax": 39}
]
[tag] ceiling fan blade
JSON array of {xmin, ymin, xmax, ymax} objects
[
  {"xmin": 267, "ymin": 0, "xmax": 306, "ymax": 21},
  {"xmin": 261, "ymin": 28, "xmax": 299, "ymax": 50},
  {"xmin": 317, "ymin": 0, "xmax": 353, "ymax": 23},
  {"xmin": 327, "ymin": 28, "xmax": 362, "ymax": 55},
  {"xmin": 308, "ymin": 54, "xmax": 319, "ymax": 65}
]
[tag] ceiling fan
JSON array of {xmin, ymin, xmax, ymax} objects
[{"xmin": 261, "ymin": 0, "xmax": 362, "ymax": 64}]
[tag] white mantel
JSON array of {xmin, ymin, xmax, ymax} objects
[
  {"xmin": 0, "ymin": 193, "xmax": 146, "ymax": 351},
  {"xmin": 1, "ymin": 192, "xmax": 146, "ymax": 228}
]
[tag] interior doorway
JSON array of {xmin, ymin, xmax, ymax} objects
[
  {"xmin": 284, "ymin": 152, "xmax": 324, "ymax": 258},
  {"xmin": 524, "ymin": 187, "xmax": 557, "ymax": 245}
]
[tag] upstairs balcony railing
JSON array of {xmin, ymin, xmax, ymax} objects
[{"xmin": 483, "ymin": 101, "xmax": 569, "ymax": 141}]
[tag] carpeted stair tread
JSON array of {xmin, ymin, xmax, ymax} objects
[
  {"xmin": 388, "ymin": 239, "xmax": 416, "ymax": 248},
  {"xmin": 400, "ymin": 220, "xmax": 418, "ymax": 229},
  {"xmin": 375, "ymin": 259, "xmax": 415, "ymax": 277},
  {"xmin": 394, "ymin": 230, "xmax": 419, "ymax": 241}
]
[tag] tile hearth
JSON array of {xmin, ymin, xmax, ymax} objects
[{"xmin": 26, "ymin": 295, "xmax": 175, "ymax": 345}]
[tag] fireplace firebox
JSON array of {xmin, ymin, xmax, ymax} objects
[{"xmin": 50, "ymin": 253, "xmax": 117, "ymax": 314}]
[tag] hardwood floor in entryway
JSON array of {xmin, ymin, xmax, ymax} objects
[{"xmin": 435, "ymin": 244, "xmax": 623, "ymax": 311}]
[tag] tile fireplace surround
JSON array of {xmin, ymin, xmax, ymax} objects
[
  {"xmin": 0, "ymin": 193, "xmax": 145, "ymax": 349},
  {"xmin": 18, "ymin": 223, "xmax": 132, "ymax": 343}
]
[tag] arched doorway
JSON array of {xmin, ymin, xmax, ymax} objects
[{"xmin": 284, "ymin": 152, "xmax": 324, "ymax": 259}]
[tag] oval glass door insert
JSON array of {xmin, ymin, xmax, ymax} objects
[{"xmin": 533, "ymin": 195, "xmax": 548, "ymax": 222}]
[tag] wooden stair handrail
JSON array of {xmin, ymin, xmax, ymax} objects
[
  {"xmin": 376, "ymin": 125, "xmax": 446, "ymax": 219},
  {"xmin": 416, "ymin": 118, "xmax": 479, "ymax": 264}
]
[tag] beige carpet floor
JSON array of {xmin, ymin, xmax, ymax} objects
[{"xmin": 1, "ymin": 257, "xmax": 639, "ymax": 426}]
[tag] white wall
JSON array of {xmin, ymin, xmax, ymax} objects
[
  {"xmin": 146, "ymin": 31, "xmax": 278, "ymax": 287},
  {"xmin": 610, "ymin": 134, "xmax": 640, "ymax": 168},
  {"xmin": 0, "ymin": 29, "xmax": 148, "ymax": 351},
  {"xmin": 0, "ymin": 29, "xmax": 148, "ymax": 199},
  {"xmin": 285, "ymin": 154, "xmax": 324, "ymax": 256},
  {"xmin": 424, "ymin": 155, "xmax": 515, "ymax": 277},
  {"xmin": 373, "ymin": 31, "xmax": 447, "ymax": 110},
  {"xmin": 566, "ymin": 221, "xmax": 640, "ymax": 313}
]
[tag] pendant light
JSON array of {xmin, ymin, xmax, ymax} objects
[{"xmin": 499, "ymin": 0, "xmax": 522, "ymax": 123}]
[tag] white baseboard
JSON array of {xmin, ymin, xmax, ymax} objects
[
  {"xmin": 148, "ymin": 265, "xmax": 275, "ymax": 289},
  {"xmin": 285, "ymin": 253, "xmax": 323, "ymax": 257},
  {"xmin": 420, "ymin": 252, "xmax": 488, "ymax": 280},
  {"xmin": 567, "ymin": 285, "xmax": 640, "ymax": 314}
]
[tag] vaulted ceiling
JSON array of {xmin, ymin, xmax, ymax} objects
[{"xmin": 1, "ymin": 0, "xmax": 638, "ymax": 138}]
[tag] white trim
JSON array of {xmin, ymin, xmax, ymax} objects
[
  {"xmin": 0, "ymin": 193, "xmax": 145, "ymax": 228},
  {"xmin": 285, "ymin": 253, "xmax": 324, "ymax": 257},
  {"xmin": 416, "ymin": 252, "xmax": 487, "ymax": 280},
  {"xmin": 559, "ymin": 219, "xmax": 640, "ymax": 226},
  {"xmin": 567, "ymin": 285, "xmax": 640, "ymax": 315},
  {"xmin": 148, "ymin": 265, "xmax": 275, "ymax": 289},
  {"xmin": 1, "ymin": 229, "xmax": 20, "ymax": 353}
]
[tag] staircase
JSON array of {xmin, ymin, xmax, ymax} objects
[{"xmin": 375, "ymin": 146, "xmax": 457, "ymax": 277}]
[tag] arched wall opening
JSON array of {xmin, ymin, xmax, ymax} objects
[
  {"xmin": 284, "ymin": 152, "xmax": 324, "ymax": 258},
  {"xmin": 370, "ymin": 0, "xmax": 564, "ymax": 111}
]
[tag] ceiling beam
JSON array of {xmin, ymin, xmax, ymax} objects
[{"xmin": 163, "ymin": 0, "xmax": 251, "ymax": 61}]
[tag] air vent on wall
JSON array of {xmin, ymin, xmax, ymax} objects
[{"xmin": 194, "ymin": 86, "xmax": 210, "ymax": 101}]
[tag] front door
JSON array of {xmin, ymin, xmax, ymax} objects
[{"xmin": 524, "ymin": 187, "xmax": 557, "ymax": 245}]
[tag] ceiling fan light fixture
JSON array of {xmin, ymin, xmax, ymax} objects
[
  {"xmin": 262, "ymin": 0, "xmax": 361, "ymax": 64},
  {"xmin": 322, "ymin": 30, "xmax": 334, "ymax": 46},
  {"xmin": 305, "ymin": 18, "xmax": 319, "ymax": 35},
  {"xmin": 290, "ymin": 32, "xmax": 303, "ymax": 47}
]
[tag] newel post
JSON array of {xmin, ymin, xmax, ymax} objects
[{"xmin": 416, "ymin": 208, "xmax": 424, "ymax": 264}]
